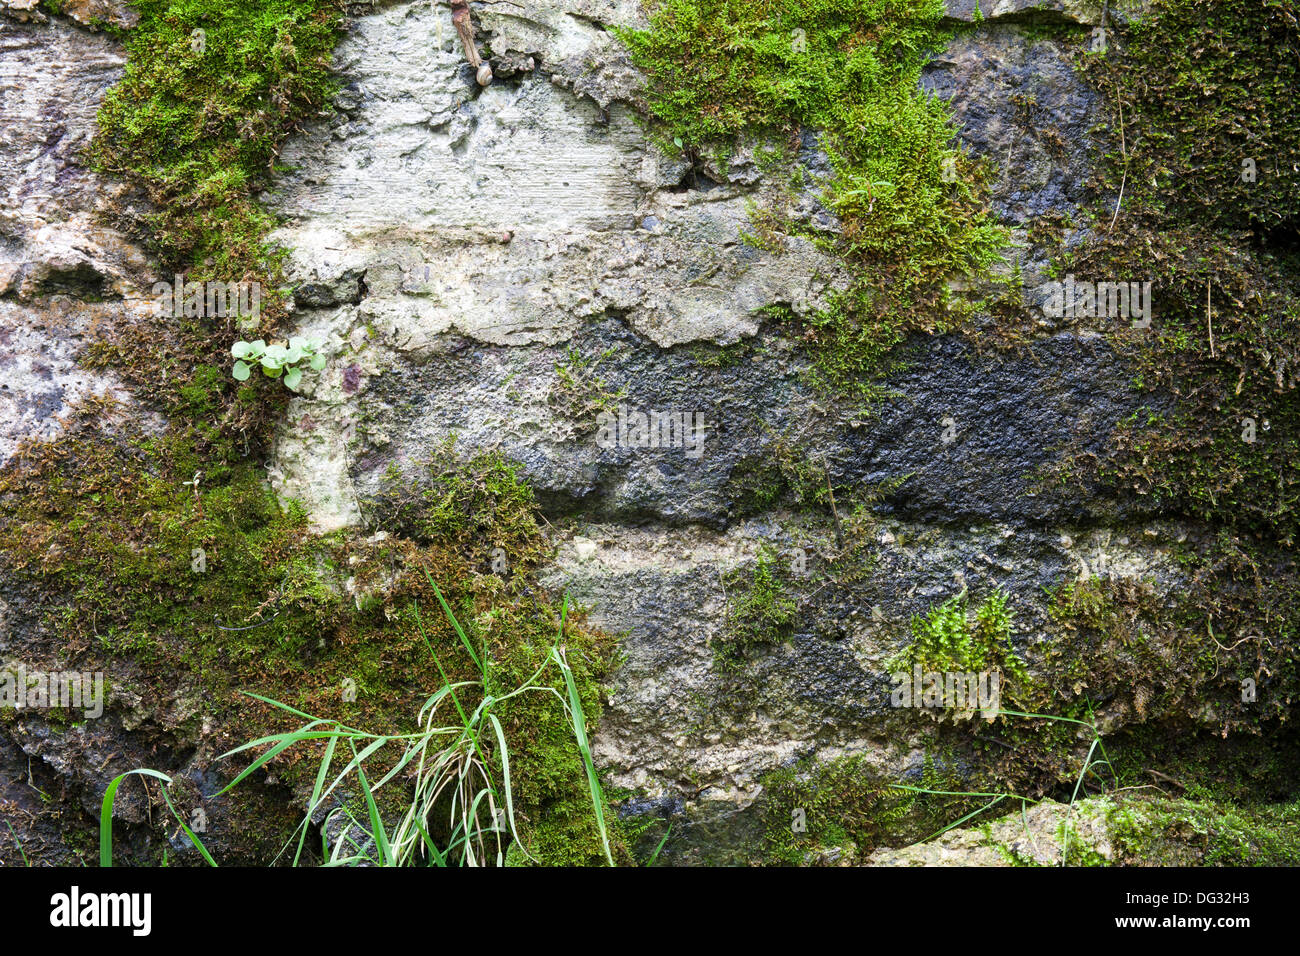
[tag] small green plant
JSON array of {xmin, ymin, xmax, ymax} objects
[
  {"xmin": 4, "ymin": 821, "xmax": 30, "ymax": 867},
  {"xmin": 231, "ymin": 337, "xmax": 326, "ymax": 391},
  {"xmin": 888, "ymin": 588, "xmax": 1028, "ymax": 683},
  {"xmin": 98, "ymin": 573, "xmax": 618, "ymax": 867}
]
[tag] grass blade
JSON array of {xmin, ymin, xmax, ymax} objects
[
  {"xmin": 554, "ymin": 633, "xmax": 613, "ymax": 865},
  {"xmin": 100, "ymin": 768, "xmax": 216, "ymax": 867}
]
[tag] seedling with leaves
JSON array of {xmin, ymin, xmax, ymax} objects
[{"xmin": 231, "ymin": 337, "xmax": 327, "ymax": 392}]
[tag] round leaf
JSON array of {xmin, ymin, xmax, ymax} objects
[
  {"xmin": 232, "ymin": 359, "xmax": 251, "ymax": 381},
  {"xmin": 284, "ymin": 367, "xmax": 303, "ymax": 391}
]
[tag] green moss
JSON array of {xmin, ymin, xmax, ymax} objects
[
  {"xmin": 1106, "ymin": 723, "xmax": 1300, "ymax": 807},
  {"xmin": 547, "ymin": 346, "xmax": 626, "ymax": 432},
  {"xmin": 1062, "ymin": 1, "xmax": 1300, "ymax": 544},
  {"xmin": 365, "ymin": 443, "xmax": 553, "ymax": 580},
  {"xmin": 1081, "ymin": 1, "xmax": 1300, "ymax": 236},
  {"xmin": 887, "ymin": 588, "xmax": 1028, "ymax": 688},
  {"xmin": 0, "ymin": 412, "xmax": 627, "ymax": 864},
  {"xmin": 618, "ymin": 0, "xmax": 1008, "ymax": 409},
  {"xmin": 688, "ymin": 340, "xmax": 755, "ymax": 369},
  {"xmin": 80, "ymin": 1, "xmax": 346, "ymax": 465},
  {"xmin": 716, "ymin": 545, "xmax": 798, "ymax": 666},
  {"xmin": 91, "ymin": 0, "xmax": 342, "ymax": 275},
  {"xmin": 1040, "ymin": 548, "xmax": 1300, "ymax": 732},
  {"xmin": 725, "ymin": 435, "xmax": 832, "ymax": 516},
  {"xmin": 759, "ymin": 751, "xmax": 977, "ymax": 864},
  {"xmin": 1107, "ymin": 794, "xmax": 1300, "ymax": 866}
]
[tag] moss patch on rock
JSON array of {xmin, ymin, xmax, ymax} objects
[
  {"xmin": 618, "ymin": 0, "xmax": 1009, "ymax": 407},
  {"xmin": 91, "ymin": 0, "xmax": 343, "ymax": 274},
  {"xmin": 1062, "ymin": 0, "xmax": 1300, "ymax": 544},
  {"xmin": 0, "ymin": 411, "xmax": 629, "ymax": 864},
  {"xmin": 715, "ymin": 544, "xmax": 799, "ymax": 667}
]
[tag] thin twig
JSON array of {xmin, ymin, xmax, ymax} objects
[
  {"xmin": 451, "ymin": 1, "xmax": 493, "ymax": 86},
  {"xmin": 1146, "ymin": 768, "xmax": 1186, "ymax": 791},
  {"xmin": 824, "ymin": 465, "xmax": 843, "ymax": 550}
]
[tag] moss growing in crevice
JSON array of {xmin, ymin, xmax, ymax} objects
[
  {"xmin": 618, "ymin": 0, "xmax": 1008, "ymax": 409},
  {"xmin": 715, "ymin": 544, "xmax": 798, "ymax": 667},
  {"xmin": 758, "ymin": 750, "xmax": 977, "ymax": 864},
  {"xmin": 83, "ymin": 0, "xmax": 347, "ymax": 462},
  {"xmin": 92, "ymin": 0, "xmax": 343, "ymax": 276}
]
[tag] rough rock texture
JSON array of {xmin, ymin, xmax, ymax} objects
[
  {"xmin": 0, "ymin": 14, "xmax": 154, "ymax": 464},
  {"xmin": 260, "ymin": 0, "xmax": 1196, "ymax": 862},
  {"xmin": 0, "ymin": 0, "xmax": 1274, "ymax": 866},
  {"xmin": 2, "ymin": 0, "xmax": 139, "ymax": 30},
  {"xmin": 868, "ymin": 798, "xmax": 1113, "ymax": 866},
  {"xmin": 266, "ymin": 0, "xmax": 852, "ymax": 531}
]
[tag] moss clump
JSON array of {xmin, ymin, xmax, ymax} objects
[
  {"xmin": 1042, "ymin": 550, "xmax": 1299, "ymax": 731},
  {"xmin": 91, "ymin": 0, "xmax": 343, "ymax": 274},
  {"xmin": 1107, "ymin": 794, "xmax": 1300, "ymax": 866},
  {"xmin": 759, "ymin": 751, "xmax": 973, "ymax": 864},
  {"xmin": 365, "ymin": 444, "xmax": 555, "ymax": 581},
  {"xmin": 546, "ymin": 346, "xmax": 626, "ymax": 434},
  {"xmin": 716, "ymin": 545, "xmax": 798, "ymax": 666},
  {"xmin": 725, "ymin": 439, "xmax": 833, "ymax": 517},
  {"xmin": 1081, "ymin": 0, "xmax": 1300, "ymax": 237},
  {"xmin": 618, "ymin": 0, "xmax": 1008, "ymax": 408},
  {"xmin": 887, "ymin": 588, "xmax": 1028, "ymax": 687}
]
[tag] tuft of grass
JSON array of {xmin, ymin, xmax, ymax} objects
[
  {"xmin": 99, "ymin": 577, "xmax": 625, "ymax": 867},
  {"xmin": 892, "ymin": 704, "xmax": 1119, "ymax": 863},
  {"xmin": 4, "ymin": 821, "xmax": 30, "ymax": 867},
  {"xmin": 213, "ymin": 576, "xmax": 620, "ymax": 866}
]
